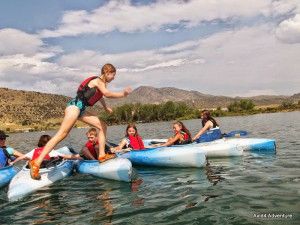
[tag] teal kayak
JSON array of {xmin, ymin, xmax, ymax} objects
[{"xmin": 0, "ymin": 165, "xmax": 18, "ymax": 188}]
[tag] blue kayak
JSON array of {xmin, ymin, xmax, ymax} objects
[
  {"xmin": 213, "ymin": 138, "xmax": 276, "ymax": 152},
  {"xmin": 0, "ymin": 165, "xmax": 18, "ymax": 188},
  {"xmin": 75, "ymin": 158, "xmax": 133, "ymax": 182},
  {"xmin": 55, "ymin": 146, "xmax": 134, "ymax": 182},
  {"xmin": 117, "ymin": 146, "xmax": 207, "ymax": 168}
]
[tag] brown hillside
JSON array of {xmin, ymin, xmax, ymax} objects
[
  {"xmin": 0, "ymin": 87, "xmax": 299, "ymax": 130},
  {"xmin": 0, "ymin": 88, "xmax": 70, "ymax": 125}
]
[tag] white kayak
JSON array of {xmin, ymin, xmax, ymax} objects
[
  {"xmin": 144, "ymin": 137, "xmax": 275, "ymax": 158},
  {"xmin": 8, "ymin": 160, "xmax": 74, "ymax": 202},
  {"xmin": 117, "ymin": 145, "xmax": 207, "ymax": 167},
  {"xmin": 75, "ymin": 158, "xmax": 133, "ymax": 182}
]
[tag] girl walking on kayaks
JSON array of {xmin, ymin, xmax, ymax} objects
[{"xmin": 29, "ymin": 63, "xmax": 132, "ymax": 180}]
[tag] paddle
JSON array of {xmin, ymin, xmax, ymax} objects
[
  {"xmin": 106, "ymin": 140, "xmax": 118, "ymax": 147},
  {"xmin": 223, "ymin": 130, "xmax": 248, "ymax": 138}
]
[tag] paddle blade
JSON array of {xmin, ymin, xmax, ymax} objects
[{"xmin": 223, "ymin": 130, "xmax": 248, "ymax": 137}]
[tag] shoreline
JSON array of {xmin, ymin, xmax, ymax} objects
[{"xmin": 2, "ymin": 108, "xmax": 299, "ymax": 134}]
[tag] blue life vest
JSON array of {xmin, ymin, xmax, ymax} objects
[
  {"xmin": 196, "ymin": 127, "xmax": 222, "ymax": 143},
  {"xmin": 0, "ymin": 147, "xmax": 9, "ymax": 168}
]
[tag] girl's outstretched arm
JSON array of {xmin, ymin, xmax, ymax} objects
[
  {"xmin": 110, "ymin": 139, "xmax": 128, "ymax": 152},
  {"xmin": 160, "ymin": 134, "xmax": 181, "ymax": 147},
  {"xmin": 97, "ymin": 81, "xmax": 132, "ymax": 99},
  {"xmin": 10, "ymin": 154, "xmax": 30, "ymax": 165}
]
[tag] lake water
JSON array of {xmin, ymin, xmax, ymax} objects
[{"xmin": 0, "ymin": 112, "xmax": 299, "ymax": 224}]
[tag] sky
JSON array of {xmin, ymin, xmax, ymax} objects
[{"xmin": 0, "ymin": 0, "xmax": 300, "ymax": 97}]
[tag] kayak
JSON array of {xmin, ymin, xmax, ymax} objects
[
  {"xmin": 56, "ymin": 146, "xmax": 134, "ymax": 182},
  {"xmin": 0, "ymin": 165, "xmax": 18, "ymax": 188},
  {"xmin": 144, "ymin": 137, "xmax": 275, "ymax": 158},
  {"xmin": 117, "ymin": 146, "xmax": 207, "ymax": 168},
  {"xmin": 75, "ymin": 158, "xmax": 133, "ymax": 182},
  {"xmin": 7, "ymin": 160, "xmax": 74, "ymax": 202},
  {"xmin": 217, "ymin": 138, "xmax": 276, "ymax": 152}
]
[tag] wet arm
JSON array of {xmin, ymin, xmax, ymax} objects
[
  {"xmin": 160, "ymin": 134, "xmax": 181, "ymax": 147},
  {"xmin": 110, "ymin": 139, "xmax": 128, "ymax": 152},
  {"xmin": 192, "ymin": 122, "xmax": 211, "ymax": 141}
]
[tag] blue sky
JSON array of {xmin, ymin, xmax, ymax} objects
[{"xmin": 0, "ymin": 0, "xmax": 300, "ymax": 97}]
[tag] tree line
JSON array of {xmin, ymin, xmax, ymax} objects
[{"xmin": 99, "ymin": 99, "xmax": 300, "ymax": 125}]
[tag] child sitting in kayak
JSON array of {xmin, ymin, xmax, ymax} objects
[
  {"xmin": 0, "ymin": 130, "xmax": 25, "ymax": 168},
  {"xmin": 192, "ymin": 110, "xmax": 222, "ymax": 143},
  {"xmin": 13, "ymin": 135, "xmax": 82, "ymax": 166},
  {"xmin": 151, "ymin": 121, "xmax": 192, "ymax": 147},
  {"xmin": 110, "ymin": 123, "xmax": 145, "ymax": 152},
  {"xmin": 80, "ymin": 128, "xmax": 112, "ymax": 160}
]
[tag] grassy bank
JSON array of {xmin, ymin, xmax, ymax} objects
[{"xmin": 2, "ymin": 100, "xmax": 299, "ymax": 134}]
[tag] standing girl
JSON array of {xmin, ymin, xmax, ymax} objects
[{"xmin": 29, "ymin": 63, "xmax": 132, "ymax": 180}]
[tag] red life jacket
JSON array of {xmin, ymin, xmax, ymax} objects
[
  {"xmin": 128, "ymin": 135, "xmax": 145, "ymax": 150},
  {"xmin": 174, "ymin": 130, "xmax": 191, "ymax": 145},
  {"xmin": 182, "ymin": 131, "xmax": 190, "ymax": 141},
  {"xmin": 176, "ymin": 131, "xmax": 190, "ymax": 141},
  {"xmin": 85, "ymin": 140, "xmax": 98, "ymax": 158},
  {"xmin": 32, "ymin": 147, "xmax": 51, "ymax": 160},
  {"xmin": 77, "ymin": 76, "xmax": 103, "ymax": 106}
]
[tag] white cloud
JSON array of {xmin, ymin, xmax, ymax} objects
[
  {"xmin": 0, "ymin": 29, "xmax": 43, "ymax": 55},
  {"xmin": 0, "ymin": 29, "xmax": 83, "ymax": 96},
  {"xmin": 55, "ymin": 25, "xmax": 300, "ymax": 96},
  {"xmin": 39, "ymin": 0, "xmax": 274, "ymax": 38},
  {"xmin": 1, "ymin": 1, "xmax": 300, "ymax": 98},
  {"xmin": 275, "ymin": 14, "xmax": 300, "ymax": 43}
]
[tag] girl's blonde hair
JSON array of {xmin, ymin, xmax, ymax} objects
[
  {"xmin": 101, "ymin": 63, "xmax": 116, "ymax": 75},
  {"xmin": 86, "ymin": 127, "xmax": 97, "ymax": 136}
]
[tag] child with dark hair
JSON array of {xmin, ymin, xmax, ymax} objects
[
  {"xmin": 13, "ymin": 134, "xmax": 81, "ymax": 165},
  {"xmin": 152, "ymin": 121, "xmax": 192, "ymax": 147},
  {"xmin": 192, "ymin": 110, "xmax": 222, "ymax": 142},
  {"xmin": 0, "ymin": 130, "xmax": 25, "ymax": 168},
  {"xmin": 110, "ymin": 123, "xmax": 145, "ymax": 152}
]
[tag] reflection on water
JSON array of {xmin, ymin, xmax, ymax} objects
[{"xmin": 0, "ymin": 112, "xmax": 299, "ymax": 224}]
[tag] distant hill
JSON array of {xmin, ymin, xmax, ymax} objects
[
  {"xmin": 0, "ymin": 88, "xmax": 70, "ymax": 126},
  {"xmin": 106, "ymin": 86, "xmax": 296, "ymax": 108},
  {"xmin": 0, "ymin": 86, "xmax": 299, "ymax": 129}
]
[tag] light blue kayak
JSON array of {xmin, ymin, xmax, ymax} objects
[
  {"xmin": 75, "ymin": 158, "xmax": 133, "ymax": 182},
  {"xmin": 56, "ymin": 146, "xmax": 134, "ymax": 182},
  {"xmin": 0, "ymin": 165, "xmax": 18, "ymax": 188},
  {"xmin": 117, "ymin": 146, "xmax": 207, "ymax": 168}
]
